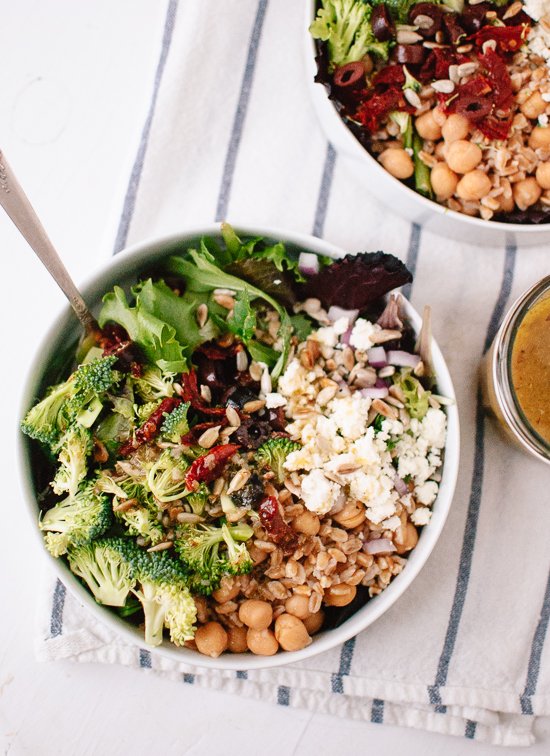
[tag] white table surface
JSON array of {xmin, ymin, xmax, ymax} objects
[{"xmin": 2, "ymin": 2, "xmax": 549, "ymax": 754}]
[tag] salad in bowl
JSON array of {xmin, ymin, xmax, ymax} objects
[
  {"xmin": 20, "ymin": 224, "xmax": 458, "ymax": 665},
  {"xmin": 311, "ymin": 0, "xmax": 550, "ymax": 224}
]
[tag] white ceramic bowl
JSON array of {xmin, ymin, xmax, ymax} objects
[
  {"xmin": 18, "ymin": 225, "xmax": 460, "ymax": 669},
  {"xmin": 304, "ymin": 1, "xmax": 550, "ymax": 246}
]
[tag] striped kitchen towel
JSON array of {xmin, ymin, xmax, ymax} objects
[{"xmin": 36, "ymin": 0, "xmax": 550, "ymax": 746}]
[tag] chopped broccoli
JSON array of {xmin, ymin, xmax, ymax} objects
[
  {"xmin": 393, "ymin": 368, "xmax": 430, "ymax": 419},
  {"xmin": 68, "ymin": 537, "xmax": 137, "ymax": 606},
  {"xmin": 135, "ymin": 400, "xmax": 162, "ymax": 424},
  {"xmin": 130, "ymin": 549, "xmax": 196, "ymax": 647},
  {"xmin": 132, "ymin": 366, "xmax": 175, "ymax": 402},
  {"xmin": 40, "ymin": 481, "xmax": 112, "ymax": 556},
  {"xmin": 175, "ymin": 522, "xmax": 253, "ymax": 595},
  {"xmin": 51, "ymin": 424, "xmax": 93, "ymax": 498},
  {"xmin": 117, "ymin": 502, "xmax": 164, "ymax": 545},
  {"xmin": 160, "ymin": 402, "xmax": 190, "ymax": 443},
  {"xmin": 186, "ymin": 483, "xmax": 209, "ymax": 516},
  {"xmin": 145, "ymin": 451, "xmax": 189, "ymax": 503},
  {"xmin": 21, "ymin": 377, "xmax": 75, "ymax": 449},
  {"xmin": 256, "ymin": 437, "xmax": 301, "ymax": 483},
  {"xmin": 310, "ymin": 0, "xmax": 389, "ymax": 71},
  {"xmin": 69, "ymin": 355, "xmax": 121, "ymax": 427}
]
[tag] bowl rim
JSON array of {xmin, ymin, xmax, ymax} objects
[
  {"xmin": 17, "ymin": 223, "xmax": 460, "ymax": 670},
  {"xmin": 305, "ymin": 0, "xmax": 549, "ymax": 236}
]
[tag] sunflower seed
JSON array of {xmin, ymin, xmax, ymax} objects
[
  {"xmin": 448, "ymin": 64, "xmax": 459, "ymax": 84},
  {"xmin": 212, "ymin": 477, "xmax": 225, "ymax": 496},
  {"xmin": 213, "ymin": 293, "xmax": 235, "ymax": 309},
  {"xmin": 432, "ymin": 79, "xmax": 455, "ymax": 94},
  {"xmin": 457, "ymin": 61, "xmax": 478, "ymax": 78},
  {"xmin": 423, "ymin": 40, "xmax": 450, "ymax": 49},
  {"xmin": 227, "ymin": 469, "xmax": 251, "ymax": 495},
  {"xmin": 414, "ymin": 14, "xmax": 434, "ymax": 29},
  {"xmin": 397, "ymin": 30, "xmax": 423, "ymax": 43},
  {"xmin": 176, "ymin": 512, "xmax": 204, "ymax": 523},
  {"xmin": 372, "ymin": 398, "xmax": 399, "ymax": 419},
  {"xmin": 198, "ymin": 425, "xmax": 221, "ymax": 448},
  {"xmin": 371, "ymin": 328, "xmax": 402, "ymax": 344},
  {"xmin": 113, "ymin": 497, "xmax": 139, "ymax": 512},
  {"xmin": 456, "ymin": 43, "xmax": 473, "ymax": 53},
  {"xmin": 261, "ymin": 368, "xmax": 272, "ymax": 395},
  {"xmin": 225, "ymin": 405, "xmax": 241, "ymax": 427},
  {"xmin": 147, "ymin": 542, "xmax": 173, "ymax": 552},
  {"xmin": 200, "ymin": 384, "xmax": 212, "ymax": 403},
  {"xmin": 236, "ymin": 349, "xmax": 248, "ymax": 372},
  {"xmin": 378, "ymin": 365, "xmax": 395, "ymax": 378},
  {"xmin": 482, "ymin": 39, "xmax": 497, "ymax": 53},
  {"xmin": 249, "ymin": 361, "xmax": 262, "ymax": 381},
  {"xmin": 502, "ymin": 0, "xmax": 522, "ymax": 17},
  {"xmin": 316, "ymin": 385, "xmax": 338, "ymax": 406},
  {"xmin": 404, "ymin": 89, "xmax": 422, "ymax": 109},
  {"xmin": 243, "ymin": 399, "xmax": 265, "ymax": 414},
  {"xmin": 196, "ymin": 303, "xmax": 208, "ymax": 328}
]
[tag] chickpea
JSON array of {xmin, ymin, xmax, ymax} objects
[
  {"xmin": 434, "ymin": 141, "xmax": 447, "ymax": 160},
  {"xmin": 529, "ymin": 126, "xmax": 550, "ymax": 150},
  {"xmin": 499, "ymin": 191, "xmax": 515, "ymax": 213},
  {"xmin": 430, "ymin": 163, "xmax": 459, "ymax": 200},
  {"xmin": 285, "ymin": 593, "xmax": 311, "ymax": 620},
  {"xmin": 394, "ymin": 522, "xmax": 419, "ymax": 555},
  {"xmin": 513, "ymin": 177, "xmax": 542, "ymax": 211},
  {"xmin": 441, "ymin": 113, "xmax": 470, "ymax": 144},
  {"xmin": 246, "ymin": 628, "xmax": 279, "ymax": 656},
  {"xmin": 379, "ymin": 148, "xmax": 414, "ymax": 180},
  {"xmin": 521, "ymin": 92, "xmax": 547, "ymax": 120},
  {"xmin": 212, "ymin": 576, "xmax": 240, "ymax": 604},
  {"xmin": 293, "ymin": 510, "xmax": 320, "ymax": 536},
  {"xmin": 303, "ymin": 610, "xmax": 325, "ymax": 635},
  {"xmin": 445, "ymin": 140, "xmax": 482, "ymax": 174},
  {"xmin": 238, "ymin": 599, "xmax": 273, "ymax": 630},
  {"xmin": 332, "ymin": 500, "xmax": 366, "ymax": 529},
  {"xmin": 536, "ymin": 162, "xmax": 550, "ymax": 189},
  {"xmin": 415, "ymin": 110, "xmax": 442, "ymax": 141},
  {"xmin": 456, "ymin": 170, "xmax": 492, "ymax": 201},
  {"xmin": 323, "ymin": 583, "xmax": 357, "ymax": 607},
  {"xmin": 195, "ymin": 622, "xmax": 228, "ymax": 658},
  {"xmin": 274, "ymin": 614, "xmax": 312, "ymax": 652},
  {"xmin": 227, "ymin": 626, "xmax": 248, "ymax": 654}
]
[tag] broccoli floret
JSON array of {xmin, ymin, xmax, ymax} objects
[
  {"xmin": 135, "ymin": 400, "xmax": 162, "ymax": 424},
  {"xmin": 68, "ymin": 537, "xmax": 137, "ymax": 606},
  {"xmin": 186, "ymin": 483, "xmax": 209, "ymax": 516},
  {"xmin": 51, "ymin": 424, "xmax": 93, "ymax": 498},
  {"xmin": 21, "ymin": 377, "xmax": 75, "ymax": 449},
  {"xmin": 68, "ymin": 355, "xmax": 121, "ymax": 427},
  {"xmin": 145, "ymin": 451, "xmax": 189, "ymax": 503},
  {"xmin": 132, "ymin": 366, "xmax": 175, "ymax": 402},
  {"xmin": 117, "ymin": 502, "xmax": 164, "ymax": 545},
  {"xmin": 40, "ymin": 482, "xmax": 112, "ymax": 556},
  {"xmin": 256, "ymin": 437, "xmax": 301, "ymax": 483},
  {"xmin": 130, "ymin": 549, "xmax": 196, "ymax": 647},
  {"xmin": 310, "ymin": 0, "xmax": 389, "ymax": 70},
  {"xmin": 175, "ymin": 522, "xmax": 253, "ymax": 595},
  {"xmin": 160, "ymin": 402, "xmax": 190, "ymax": 443}
]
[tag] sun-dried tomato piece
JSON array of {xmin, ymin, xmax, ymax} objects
[
  {"xmin": 184, "ymin": 444, "xmax": 240, "ymax": 490},
  {"xmin": 258, "ymin": 496, "xmax": 298, "ymax": 554},
  {"xmin": 478, "ymin": 115, "xmax": 513, "ymax": 140},
  {"xmin": 119, "ymin": 397, "xmax": 181, "ymax": 456},
  {"xmin": 180, "ymin": 370, "xmax": 227, "ymax": 417},
  {"xmin": 373, "ymin": 65, "xmax": 405, "ymax": 87},
  {"xmin": 471, "ymin": 23, "xmax": 530, "ymax": 53},
  {"xmin": 99, "ymin": 323, "xmax": 142, "ymax": 372},
  {"xmin": 195, "ymin": 340, "xmax": 241, "ymax": 360},
  {"xmin": 480, "ymin": 48, "xmax": 514, "ymax": 109},
  {"xmin": 355, "ymin": 88, "xmax": 411, "ymax": 132}
]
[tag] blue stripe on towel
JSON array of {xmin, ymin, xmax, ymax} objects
[
  {"xmin": 277, "ymin": 686, "xmax": 291, "ymax": 706},
  {"xmin": 428, "ymin": 243, "xmax": 517, "ymax": 710},
  {"xmin": 183, "ymin": 673, "xmax": 195, "ymax": 684},
  {"xmin": 371, "ymin": 698, "xmax": 384, "ymax": 723},
  {"xmin": 236, "ymin": 670, "xmax": 248, "ymax": 679},
  {"xmin": 113, "ymin": 0, "xmax": 179, "ymax": 254},
  {"xmin": 331, "ymin": 636, "xmax": 356, "ymax": 694},
  {"xmin": 465, "ymin": 720, "xmax": 477, "ymax": 739},
  {"xmin": 520, "ymin": 567, "xmax": 550, "ymax": 715},
  {"xmin": 312, "ymin": 143, "xmax": 336, "ymax": 239},
  {"xmin": 50, "ymin": 579, "xmax": 66, "ymax": 638},
  {"xmin": 139, "ymin": 649, "xmax": 152, "ymax": 668},
  {"xmin": 215, "ymin": 0, "xmax": 269, "ymax": 222}
]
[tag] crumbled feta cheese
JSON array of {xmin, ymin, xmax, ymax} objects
[
  {"xmin": 381, "ymin": 515, "xmax": 401, "ymax": 531},
  {"xmin": 349, "ymin": 318, "xmax": 378, "ymax": 351},
  {"xmin": 301, "ymin": 469, "xmax": 342, "ymax": 515},
  {"xmin": 411, "ymin": 507, "xmax": 432, "ymax": 526},
  {"xmin": 349, "ymin": 470, "xmax": 397, "ymax": 523},
  {"xmin": 415, "ymin": 481, "xmax": 439, "ymax": 506},
  {"xmin": 332, "ymin": 316, "xmax": 350, "ymax": 335},
  {"xmin": 421, "ymin": 408, "xmax": 447, "ymax": 449},
  {"xmin": 314, "ymin": 326, "xmax": 338, "ymax": 348},
  {"xmin": 265, "ymin": 392, "xmax": 287, "ymax": 409},
  {"xmin": 328, "ymin": 394, "xmax": 372, "ymax": 440},
  {"xmin": 524, "ymin": 0, "xmax": 550, "ymax": 65},
  {"xmin": 278, "ymin": 360, "xmax": 313, "ymax": 399}
]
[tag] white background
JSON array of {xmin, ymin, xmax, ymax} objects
[{"xmin": 1, "ymin": 2, "xmax": 549, "ymax": 754}]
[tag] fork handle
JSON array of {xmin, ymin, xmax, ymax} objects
[{"xmin": 0, "ymin": 150, "xmax": 97, "ymax": 333}]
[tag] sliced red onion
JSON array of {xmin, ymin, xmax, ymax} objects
[
  {"xmin": 363, "ymin": 538, "xmax": 396, "ymax": 555},
  {"xmin": 375, "ymin": 378, "xmax": 389, "ymax": 389},
  {"xmin": 366, "ymin": 346, "xmax": 387, "ymax": 367},
  {"xmin": 386, "ymin": 350, "xmax": 421, "ymax": 369},
  {"xmin": 341, "ymin": 327, "xmax": 353, "ymax": 346},
  {"xmin": 327, "ymin": 306, "xmax": 359, "ymax": 325},
  {"xmin": 361, "ymin": 386, "xmax": 389, "ymax": 399},
  {"xmin": 298, "ymin": 252, "xmax": 319, "ymax": 277},
  {"xmin": 394, "ymin": 475, "xmax": 408, "ymax": 497}
]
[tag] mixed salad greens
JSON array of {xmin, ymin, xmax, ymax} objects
[{"xmin": 22, "ymin": 224, "xmax": 422, "ymax": 649}]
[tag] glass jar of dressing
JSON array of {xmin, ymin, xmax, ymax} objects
[{"xmin": 481, "ymin": 275, "xmax": 550, "ymax": 465}]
